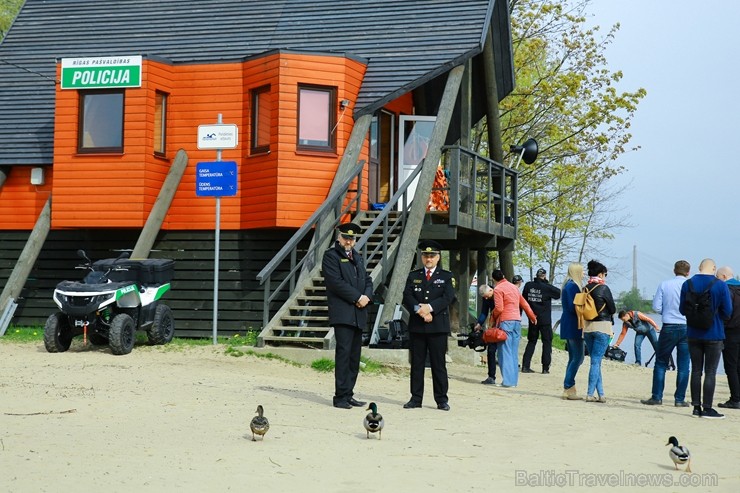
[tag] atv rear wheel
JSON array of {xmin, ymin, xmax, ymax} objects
[
  {"xmin": 43, "ymin": 313, "xmax": 73, "ymax": 353},
  {"xmin": 147, "ymin": 304, "xmax": 174, "ymax": 345},
  {"xmin": 108, "ymin": 313, "xmax": 135, "ymax": 355}
]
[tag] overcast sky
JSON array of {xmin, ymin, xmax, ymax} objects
[{"xmin": 581, "ymin": 0, "xmax": 740, "ymax": 298}]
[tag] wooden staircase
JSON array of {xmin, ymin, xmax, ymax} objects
[{"xmin": 257, "ymin": 211, "xmax": 403, "ymax": 349}]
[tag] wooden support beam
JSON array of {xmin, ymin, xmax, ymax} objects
[
  {"xmin": 483, "ymin": 25, "xmax": 514, "ymax": 278},
  {"xmin": 456, "ymin": 248, "xmax": 472, "ymax": 330},
  {"xmin": 0, "ymin": 196, "xmax": 51, "ymax": 311},
  {"xmin": 379, "ymin": 65, "xmax": 465, "ymax": 326},
  {"xmin": 131, "ymin": 149, "xmax": 188, "ymax": 259}
]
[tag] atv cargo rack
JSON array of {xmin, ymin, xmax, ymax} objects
[{"xmin": 92, "ymin": 258, "xmax": 175, "ymax": 285}]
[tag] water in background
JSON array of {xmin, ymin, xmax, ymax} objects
[{"xmin": 547, "ymin": 310, "xmax": 726, "ymax": 375}]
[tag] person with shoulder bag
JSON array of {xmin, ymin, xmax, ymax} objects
[
  {"xmin": 560, "ymin": 262, "xmax": 585, "ymax": 400},
  {"xmin": 582, "ymin": 260, "xmax": 616, "ymax": 403}
]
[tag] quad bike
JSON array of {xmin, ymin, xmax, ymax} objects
[{"xmin": 44, "ymin": 250, "xmax": 175, "ymax": 355}]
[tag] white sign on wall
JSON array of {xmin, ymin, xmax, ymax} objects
[
  {"xmin": 197, "ymin": 124, "xmax": 238, "ymax": 150},
  {"xmin": 60, "ymin": 56, "xmax": 142, "ymax": 89}
]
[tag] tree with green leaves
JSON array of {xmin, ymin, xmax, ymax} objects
[
  {"xmin": 618, "ymin": 287, "xmax": 652, "ymax": 313},
  {"xmin": 475, "ymin": 0, "xmax": 646, "ymax": 283},
  {"xmin": 0, "ymin": 0, "xmax": 24, "ymax": 40}
]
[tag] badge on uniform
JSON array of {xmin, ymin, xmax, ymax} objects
[
  {"xmin": 340, "ymin": 258, "xmax": 349, "ymax": 263},
  {"xmin": 452, "ymin": 278, "xmax": 456, "ymax": 288},
  {"xmin": 413, "ymin": 279, "xmax": 422, "ymax": 284}
]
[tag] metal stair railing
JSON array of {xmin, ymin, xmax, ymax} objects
[
  {"xmin": 256, "ymin": 157, "xmax": 425, "ymax": 344},
  {"xmin": 256, "ymin": 159, "xmax": 365, "ymax": 327},
  {"xmin": 355, "ymin": 162, "xmax": 423, "ymax": 285}
]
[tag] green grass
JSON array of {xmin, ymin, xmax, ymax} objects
[
  {"xmin": 310, "ymin": 357, "xmax": 335, "ymax": 372},
  {"xmin": 1, "ymin": 325, "xmax": 261, "ymax": 348},
  {"xmin": 1, "ymin": 325, "xmax": 43, "ymax": 342},
  {"xmin": 236, "ymin": 348, "xmax": 302, "ymax": 366},
  {"xmin": 310, "ymin": 355, "xmax": 387, "ymax": 374},
  {"xmin": 522, "ymin": 327, "xmax": 567, "ymax": 351}
]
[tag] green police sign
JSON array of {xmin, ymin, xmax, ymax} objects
[{"xmin": 61, "ymin": 56, "xmax": 142, "ymax": 89}]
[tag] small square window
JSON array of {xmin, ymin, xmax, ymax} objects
[
  {"xmin": 297, "ymin": 84, "xmax": 336, "ymax": 152},
  {"xmin": 78, "ymin": 90, "xmax": 124, "ymax": 153}
]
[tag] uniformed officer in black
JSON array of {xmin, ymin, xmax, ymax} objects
[
  {"xmin": 402, "ymin": 240, "xmax": 456, "ymax": 411},
  {"xmin": 322, "ymin": 222, "xmax": 374, "ymax": 409},
  {"xmin": 521, "ymin": 268, "xmax": 561, "ymax": 374}
]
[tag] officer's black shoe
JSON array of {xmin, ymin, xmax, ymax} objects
[
  {"xmin": 333, "ymin": 401, "xmax": 352, "ymax": 409},
  {"xmin": 403, "ymin": 400, "xmax": 422, "ymax": 409},
  {"xmin": 521, "ymin": 367, "xmax": 535, "ymax": 373},
  {"xmin": 437, "ymin": 402, "xmax": 450, "ymax": 411},
  {"xmin": 348, "ymin": 398, "xmax": 366, "ymax": 407}
]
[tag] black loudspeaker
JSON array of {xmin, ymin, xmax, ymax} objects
[{"xmin": 509, "ymin": 138, "xmax": 539, "ymax": 165}]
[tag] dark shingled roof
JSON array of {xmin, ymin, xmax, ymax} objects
[{"xmin": 0, "ymin": 0, "xmax": 513, "ymax": 166}]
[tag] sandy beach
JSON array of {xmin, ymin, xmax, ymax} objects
[{"xmin": 1, "ymin": 339, "xmax": 738, "ymax": 492}]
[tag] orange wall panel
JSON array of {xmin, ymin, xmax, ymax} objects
[
  {"xmin": 15, "ymin": 52, "xmax": 375, "ymax": 232},
  {"xmin": 0, "ymin": 167, "xmax": 52, "ymax": 229}
]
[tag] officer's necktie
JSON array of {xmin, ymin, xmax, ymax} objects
[
  {"xmin": 347, "ymin": 251, "xmax": 353, "ymax": 261},
  {"xmin": 426, "ymin": 270, "xmax": 431, "ymax": 281}
]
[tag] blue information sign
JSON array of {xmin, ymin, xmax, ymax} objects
[{"xmin": 196, "ymin": 161, "xmax": 238, "ymax": 197}]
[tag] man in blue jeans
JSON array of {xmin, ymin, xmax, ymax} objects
[
  {"xmin": 640, "ymin": 260, "xmax": 691, "ymax": 407},
  {"xmin": 615, "ymin": 309, "xmax": 660, "ymax": 366}
]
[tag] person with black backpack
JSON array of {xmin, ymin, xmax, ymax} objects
[
  {"xmin": 717, "ymin": 266, "xmax": 740, "ymax": 410},
  {"xmin": 679, "ymin": 258, "xmax": 733, "ymax": 419}
]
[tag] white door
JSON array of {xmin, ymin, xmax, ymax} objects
[{"xmin": 396, "ymin": 115, "xmax": 436, "ymax": 209}]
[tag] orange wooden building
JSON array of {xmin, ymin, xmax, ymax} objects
[{"xmin": 0, "ymin": 0, "xmax": 517, "ymax": 338}]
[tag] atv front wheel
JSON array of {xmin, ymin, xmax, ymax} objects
[
  {"xmin": 147, "ymin": 304, "xmax": 175, "ymax": 345},
  {"xmin": 43, "ymin": 313, "xmax": 73, "ymax": 353},
  {"xmin": 108, "ymin": 314, "xmax": 135, "ymax": 355}
]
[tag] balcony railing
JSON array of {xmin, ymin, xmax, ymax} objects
[{"xmin": 437, "ymin": 145, "xmax": 518, "ymax": 237}]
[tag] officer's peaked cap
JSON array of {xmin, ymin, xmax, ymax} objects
[
  {"xmin": 337, "ymin": 222, "xmax": 362, "ymax": 237},
  {"xmin": 418, "ymin": 239, "xmax": 442, "ymax": 254}
]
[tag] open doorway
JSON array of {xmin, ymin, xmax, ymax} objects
[
  {"xmin": 368, "ymin": 110, "xmax": 395, "ymax": 207},
  {"xmin": 396, "ymin": 115, "xmax": 436, "ymax": 209}
]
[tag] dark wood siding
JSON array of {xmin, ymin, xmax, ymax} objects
[{"xmin": 0, "ymin": 229, "xmax": 308, "ymax": 337}]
